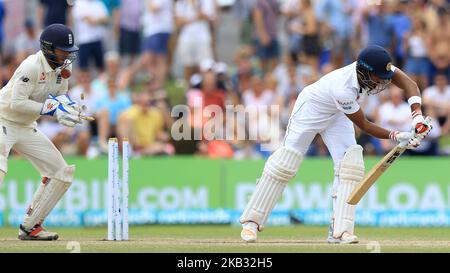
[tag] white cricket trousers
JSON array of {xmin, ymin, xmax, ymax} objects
[
  {"xmin": 283, "ymin": 93, "xmax": 357, "ymax": 176},
  {"xmin": 0, "ymin": 118, "xmax": 68, "ymax": 177}
]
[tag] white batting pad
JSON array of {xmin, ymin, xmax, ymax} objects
[
  {"xmin": 240, "ymin": 147, "xmax": 303, "ymax": 230},
  {"xmin": 332, "ymin": 145, "xmax": 365, "ymax": 238},
  {"xmin": 22, "ymin": 165, "xmax": 75, "ymax": 230}
]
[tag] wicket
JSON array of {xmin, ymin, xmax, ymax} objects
[{"xmin": 107, "ymin": 138, "xmax": 129, "ymax": 241}]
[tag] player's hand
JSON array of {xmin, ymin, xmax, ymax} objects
[
  {"xmin": 389, "ymin": 131, "xmax": 421, "ymax": 149},
  {"xmin": 54, "ymin": 94, "xmax": 80, "ymax": 112},
  {"xmin": 412, "ymin": 112, "xmax": 432, "ymax": 139},
  {"xmin": 55, "ymin": 104, "xmax": 82, "ymax": 127},
  {"xmin": 41, "ymin": 94, "xmax": 82, "ymax": 127}
]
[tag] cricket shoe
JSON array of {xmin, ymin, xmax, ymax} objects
[
  {"xmin": 241, "ymin": 222, "xmax": 258, "ymax": 242},
  {"xmin": 18, "ymin": 224, "xmax": 59, "ymax": 241},
  {"xmin": 328, "ymin": 232, "xmax": 359, "ymax": 244}
]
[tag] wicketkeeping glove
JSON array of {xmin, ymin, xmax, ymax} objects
[{"xmin": 41, "ymin": 94, "xmax": 82, "ymax": 127}]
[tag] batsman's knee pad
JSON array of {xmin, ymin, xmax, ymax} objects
[
  {"xmin": 332, "ymin": 145, "xmax": 365, "ymax": 238},
  {"xmin": 263, "ymin": 147, "xmax": 303, "ymax": 183},
  {"xmin": 240, "ymin": 147, "xmax": 303, "ymax": 230},
  {"xmin": 22, "ymin": 165, "xmax": 75, "ymax": 229}
]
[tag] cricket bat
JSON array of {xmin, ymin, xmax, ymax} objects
[
  {"xmin": 346, "ymin": 143, "xmax": 407, "ymax": 205},
  {"xmin": 347, "ymin": 116, "xmax": 431, "ymax": 205}
]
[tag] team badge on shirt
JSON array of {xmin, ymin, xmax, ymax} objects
[{"xmin": 386, "ymin": 63, "xmax": 392, "ymax": 71}]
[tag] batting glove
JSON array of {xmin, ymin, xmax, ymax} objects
[
  {"xmin": 411, "ymin": 111, "xmax": 433, "ymax": 139},
  {"xmin": 389, "ymin": 131, "xmax": 421, "ymax": 149}
]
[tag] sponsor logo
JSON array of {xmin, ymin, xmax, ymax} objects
[
  {"xmin": 337, "ymin": 100, "xmax": 353, "ymax": 106},
  {"xmin": 337, "ymin": 100, "xmax": 354, "ymax": 110},
  {"xmin": 47, "ymin": 103, "xmax": 56, "ymax": 110},
  {"xmin": 68, "ymin": 33, "xmax": 73, "ymax": 45},
  {"xmin": 39, "ymin": 72, "xmax": 46, "ymax": 84},
  {"xmin": 56, "ymin": 74, "xmax": 62, "ymax": 84},
  {"xmin": 21, "ymin": 76, "xmax": 29, "ymax": 83}
]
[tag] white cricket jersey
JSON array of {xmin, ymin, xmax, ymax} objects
[
  {"xmin": 299, "ymin": 62, "xmax": 367, "ymax": 121},
  {"xmin": 0, "ymin": 51, "xmax": 72, "ymax": 127}
]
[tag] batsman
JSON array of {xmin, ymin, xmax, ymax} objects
[
  {"xmin": 240, "ymin": 45, "xmax": 433, "ymax": 244},
  {"xmin": 0, "ymin": 24, "xmax": 84, "ymax": 240}
]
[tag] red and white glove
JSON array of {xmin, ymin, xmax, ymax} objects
[
  {"xmin": 411, "ymin": 111, "xmax": 432, "ymax": 139},
  {"xmin": 389, "ymin": 131, "xmax": 421, "ymax": 149}
]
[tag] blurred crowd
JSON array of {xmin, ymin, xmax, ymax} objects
[{"xmin": 0, "ymin": 0, "xmax": 449, "ymax": 159}]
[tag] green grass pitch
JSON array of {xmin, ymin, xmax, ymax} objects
[{"xmin": 0, "ymin": 225, "xmax": 449, "ymax": 253}]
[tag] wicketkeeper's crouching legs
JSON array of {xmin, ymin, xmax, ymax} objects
[
  {"xmin": 19, "ymin": 165, "xmax": 75, "ymax": 240},
  {"xmin": 240, "ymin": 147, "xmax": 303, "ymax": 242},
  {"xmin": 329, "ymin": 145, "xmax": 365, "ymax": 244}
]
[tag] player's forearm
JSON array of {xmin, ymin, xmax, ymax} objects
[
  {"xmin": 359, "ymin": 119, "xmax": 391, "ymax": 140},
  {"xmin": 346, "ymin": 110, "xmax": 391, "ymax": 139},
  {"xmin": 392, "ymin": 68, "xmax": 422, "ymax": 112}
]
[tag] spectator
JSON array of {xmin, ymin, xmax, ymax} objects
[
  {"xmin": 207, "ymin": 0, "xmax": 220, "ymax": 61},
  {"xmin": 242, "ymin": 74, "xmax": 275, "ymax": 109},
  {"xmin": 115, "ymin": 0, "xmax": 143, "ymax": 67},
  {"xmin": 118, "ymin": 90, "xmax": 174, "ymax": 156},
  {"xmin": 69, "ymin": 70, "xmax": 105, "ymax": 156},
  {"xmin": 14, "ymin": 20, "xmax": 40, "ymax": 63},
  {"xmin": 317, "ymin": 0, "xmax": 355, "ymax": 65},
  {"xmin": 362, "ymin": 2, "xmax": 394, "ymax": 52},
  {"xmin": 403, "ymin": 15, "xmax": 429, "ymax": 91},
  {"xmin": 231, "ymin": 0, "xmax": 257, "ymax": 45},
  {"xmin": 72, "ymin": 0, "xmax": 109, "ymax": 72},
  {"xmin": 96, "ymin": 76, "xmax": 132, "ymax": 152},
  {"xmin": 202, "ymin": 69, "xmax": 225, "ymax": 111},
  {"xmin": 375, "ymin": 86, "xmax": 411, "ymax": 152},
  {"xmin": 101, "ymin": 0, "xmax": 120, "ymax": 16},
  {"xmin": 390, "ymin": 0, "xmax": 412, "ymax": 69},
  {"xmin": 141, "ymin": 0, "xmax": 174, "ymax": 90},
  {"xmin": 290, "ymin": 0, "xmax": 321, "ymax": 75},
  {"xmin": 92, "ymin": 51, "xmax": 126, "ymax": 95},
  {"xmin": 276, "ymin": 65, "xmax": 304, "ymax": 126},
  {"xmin": 427, "ymin": 6, "xmax": 450, "ymax": 83},
  {"xmin": 230, "ymin": 46, "xmax": 260, "ymax": 102},
  {"xmin": 241, "ymin": 73, "xmax": 276, "ymax": 156},
  {"xmin": 38, "ymin": 0, "xmax": 73, "ymax": 28},
  {"xmin": 101, "ymin": 0, "xmax": 120, "ymax": 51},
  {"xmin": 281, "ymin": 0, "xmax": 301, "ymax": 62},
  {"xmin": 251, "ymin": 0, "xmax": 280, "ymax": 74},
  {"xmin": 175, "ymin": 0, "xmax": 216, "ymax": 83},
  {"xmin": 0, "ymin": 54, "xmax": 18, "ymax": 88},
  {"xmin": 423, "ymin": 71, "xmax": 450, "ymax": 134}
]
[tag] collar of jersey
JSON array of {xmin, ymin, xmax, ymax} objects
[
  {"xmin": 350, "ymin": 62, "xmax": 361, "ymax": 91},
  {"xmin": 38, "ymin": 50, "xmax": 55, "ymax": 74}
]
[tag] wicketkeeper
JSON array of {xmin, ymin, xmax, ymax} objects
[
  {"xmin": 240, "ymin": 45, "xmax": 433, "ymax": 244},
  {"xmin": 0, "ymin": 24, "xmax": 83, "ymax": 240}
]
